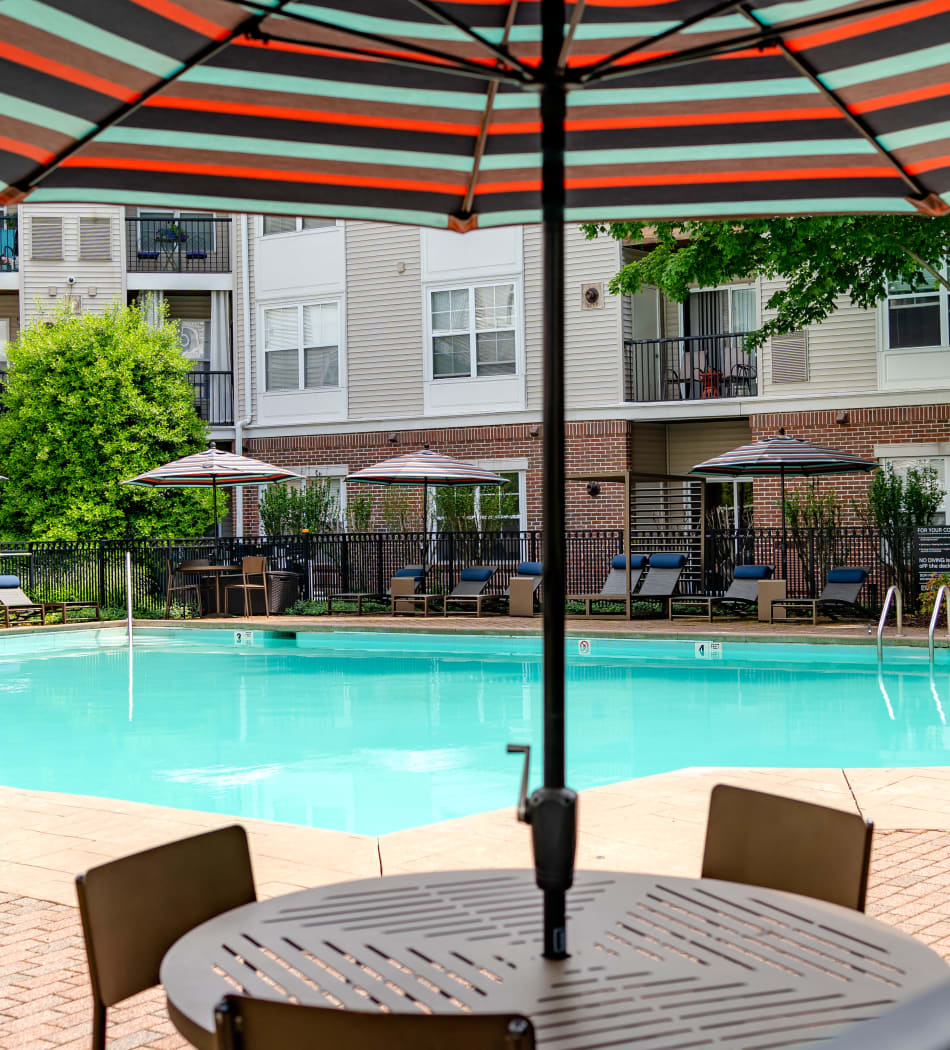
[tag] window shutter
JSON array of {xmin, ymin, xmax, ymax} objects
[
  {"xmin": 770, "ymin": 330, "xmax": 809, "ymax": 383},
  {"xmin": 79, "ymin": 217, "xmax": 111, "ymax": 260},
  {"xmin": 31, "ymin": 217, "xmax": 62, "ymax": 260}
]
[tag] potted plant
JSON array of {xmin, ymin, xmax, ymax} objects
[{"xmin": 154, "ymin": 223, "xmax": 187, "ymax": 244}]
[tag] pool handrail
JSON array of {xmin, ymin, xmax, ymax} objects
[
  {"xmin": 876, "ymin": 586, "xmax": 903, "ymax": 666},
  {"xmin": 928, "ymin": 584, "xmax": 950, "ymax": 668}
]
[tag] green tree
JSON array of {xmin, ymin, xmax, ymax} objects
[
  {"xmin": 863, "ymin": 465, "xmax": 944, "ymax": 607},
  {"xmin": 583, "ymin": 216, "xmax": 950, "ymax": 349},
  {"xmin": 783, "ymin": 483, "xmax": 847, "ymax": 597},
  {"xmin": 0, "ymin": 301, "xmax": 217, "ymax": 540},
  {"xmin": 258, "ymin": 477, "xmax": 341, "ymax": 535}
]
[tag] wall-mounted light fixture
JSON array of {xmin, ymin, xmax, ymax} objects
[
  {"xmin": 835, "ymin": 411, "xmax": 849, "ymax": 425},
  {"xmin": 586, "ymin": 480, "xmax": 602, "ymax": 498},
  {"xmin": 529, "ymin": 425, "xmax": 540, "ymax": 438},
  {"xmin": 388, "ymin": 432, "xmax": 399, "ymax": 444}
]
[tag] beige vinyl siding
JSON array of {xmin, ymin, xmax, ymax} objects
[
  {"xmin": 630, "ymin": 422, "xmax": 667, "ymax": 474},
  {"xmin": 667, "ymin": 419, "xmax": 752, "ymax": 476},
  {"xmin": 564, "ymin": 224, "xmax": 623, "ymax": 408},
  {"xmin": 523, "ymin": 224, "xmax": 542, "ymax": 410},
  {"xmin": 20, "ymin": 204, "xmax": 124, "ymax": 326},
  {"xmin": 346, "ymin": 222, "xmax": 423, "ymax": 420},
  {"xmin": 759, "ymin": 278, "xmax": 878, "ymax": 396},
  {"xmin": 231, "ymin": 216, "xmax": 255, "ymax": 418},
  {"xmin": 663, "ymin": 296, "xmax": 681, "ymax": 338}
]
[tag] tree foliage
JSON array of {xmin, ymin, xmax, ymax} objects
[
  {"xmin": 0, "ymin": 301, "xmax": 217, "ymax": 540},
  {"xmin": 583, "ymin": 216, "xmax": 950, "ymax": 348},
  {"xmin": 259, "ymin": 477, "xmax": 341, "ymax": 535}
]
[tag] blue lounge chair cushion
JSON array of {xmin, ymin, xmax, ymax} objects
[
  {"xmin": 611, "ymin": 554, "xmax": 647, "ymax": 570},
  {"xmin": 0, "ymin": 575, "xmax": 20, "ymax": 588},
  {"xmin": 517, "ymin": 561, "xmax": 543, "ymax": 576},
  {"xmin": 460, "ymin": 567, "xmax": 494, "ymax": 582},
  {"xmin": 827, "ymin": 568, "xmax": 867, "ymax": 584},
  {"xmin": 649, "ymin": 553, "xmax": 686, "ymax": 569},
  {"xmin": 394, "ymin": 567, "xmax": 423, "ymax": 578},
  {"xmin": 734, "ymin": 565, "xmax": 773, "ymax": 580}
]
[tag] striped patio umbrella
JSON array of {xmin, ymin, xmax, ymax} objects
[
  {"xmin": 124, "ymin": 442, "xmax": 300, "ymax": 537},
  {"xmin": 690, "ymin": 430, "xmax": 878, "ymax": 576},
  {"xmin": 12, "ymin": 0, "xmax": 950, "ymax": 959},
  {"xmin": 346, "ymin": 446, "xmax": 507, "ymax": 538}
]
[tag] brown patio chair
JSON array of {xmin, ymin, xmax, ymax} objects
[
  {"xmin": 702, "ymin": 784, "xmax": 873, "ymax": 911},
  {"xmin": 224, "ymin": 556, "xmax": 270, "ymax": 617},
  {"xmin": 76, "ymin": 825, "xmax": 256, "ymax": 1050},
  {"xmin": 214, "ymin": 994, "xmax": 535, "ymax": 1050},
  {"xmin": 0, "ymin": 574, "xmax": 45, "ymax": 625},
  {"xmin": 165, "ymin": 558, "xmax": 207, "ymax": 618}
]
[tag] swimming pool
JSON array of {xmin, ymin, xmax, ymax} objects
[{"xmin": 2, "ymin": 627, "xmax": 948, "ymax": 835}]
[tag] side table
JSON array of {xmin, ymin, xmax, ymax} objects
[{"xmin": 758, "ymin": 578, "xmax": 786, "ymax": 621}]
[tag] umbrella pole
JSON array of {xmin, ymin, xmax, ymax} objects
[
  {"xmin": 213, "ymin": 476, "xmax": 219, "ymax": 540},
  {"xmin": 780, "ymin": 466, "xmax": 787, "ymax": 579},
  {"xmin": 422, "ymin": 478, "xmax": 428, "ymax": 580},
  {"xmin": 530, "ymin": 0, "xmax": 575, "ymax": 962}
]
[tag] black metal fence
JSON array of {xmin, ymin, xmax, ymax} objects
[
  {"xmin": 623, "ymin": 332, "xmax": 756, "ymax": 402},
  {"xmin": 0, "ymin": 526, "xmax": 897, "ymax": 616},
  {"xmin": 187, "ymin": 370, "xmax": 233, "ymax": 426},
  {"xmin": 126, "ymin": 217, "xmax": 232, "ymax": 273}
]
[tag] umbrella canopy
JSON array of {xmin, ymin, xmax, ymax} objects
[
  {"xmin": 124, "ymin": 443, "xmax": 300, "ymax": 537},
  {"xmin": 346, "ymin": 449, "xmax": 508, "ymax": 488},
  {"xmin": 690, "ymin": 431, "xmax": 879, "ymax": 575},
  {"xmin": 16, "ymin": 0, "xmax": 950, "ymax": 961}
]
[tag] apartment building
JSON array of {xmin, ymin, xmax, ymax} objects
[
  {"xmin": 3, "ymin": 204, "xmax": 948, "ymax": 534},
  {"xmin": 0, "ymin": 201, "xmax": 235, "ymax": 443}
]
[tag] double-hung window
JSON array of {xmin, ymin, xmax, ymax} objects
[
  {"xmin": 263, "ymin": 302, "xmax": 340, "ymax": 392},
  {"xmin": 885, "ymin": 269, "xmax": 946, "ymax": 349},
  {"xmin": 430, "ymin": 282, "xmax": 517, "ymax": 379},
  {"xmin": 431, "ymin": 471, "xmax": 524, "ymax": 531},
  {"xmin": 262, "ymin": 216, "xmax": 336, "ymax": 236}
]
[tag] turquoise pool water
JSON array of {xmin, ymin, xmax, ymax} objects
[{"xmin": 1, "ymin": 628, "xmax": 949, "ymax": 835}]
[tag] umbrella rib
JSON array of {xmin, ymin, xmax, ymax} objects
[
  {"xmin": 736, "ymin": 2, "xmax": 935, "ymax": 204},
  {"xmin": 219, "ymin": 0, "xmax": 531, "ymax": 84},
  {"xmin": 558, "ymin": 0, "xmax": 586, "ymax": 71},
  {"xmin": 577, "ymin": 0, "xmax": 914, "ymax": 85},
  {"xmin": 460, "ymin": 0, "xmax": 521, "ymax": 218},
  {"xmin": 408, "ymin": 0, "xmax": 533, "ymax": 77},
  {"xmin": 13, "ymin": 0, "xmax": 296, "ymax": 197}
]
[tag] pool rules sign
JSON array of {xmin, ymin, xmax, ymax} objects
[{"xmin": 918, "ymin": 527, "xmax": 950, "ymax": 589}]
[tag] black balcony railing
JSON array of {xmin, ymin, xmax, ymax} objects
[
  {"xmin": 624, "ymin": 332, "xmax": 756, "ymax": 402},
  {"xmin": 126, "ymin": 217, "xmax": 231, "ymax": 273},
  {"xmin": 0, "ymin": 215, "xmax": 17, "ymax": 273},
  {"xmin": 187, "ymin": 369, "xmax": 233, "ymax": 426}
]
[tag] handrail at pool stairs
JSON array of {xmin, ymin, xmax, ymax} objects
[
  {"xmin": 876, "ymin": 586, "xmax": 903, "ymax": 666},
  {"xmin": 928, "ymin": 584, "xmax": 950, "ymax": 668}
]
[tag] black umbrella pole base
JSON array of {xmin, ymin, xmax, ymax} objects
[{"xmin": 529, "ymin": 786, "xmax": 578, "ymax": 958}]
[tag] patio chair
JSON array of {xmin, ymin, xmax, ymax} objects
[
  {"xmin": 669, "ymin": 564, "xmax": 773, "ymax": 621},
  {"xmin": 508, "ymin": 560, "xmax": 543, "ymax": 616},
  {"xmin": 443, "ymin": 566, "xmax": 497, "ymax": 617},
  {"xmin": 633, "ymin": 552, "xmax": 687, "ymax": 616},
  {"xmin": 568, "ymin": 554, "xmax": 647, "ymax": 616},
  {"xmin": 76, "ymin": 825, "xmax": 256, "ymax": 1050},
  {"xmin": 165, "ymin": 558, "xmax": 207, "ymax": 619},
  {"xmin": 702, "ymin": 784, "xmax": 873, "ymax": 911},
  {"xmin": 770, "ymin": 567, "xmax": 869, "ymax": 625},
  {"xmin": 0, "ymin": 574, "xmax": 45, "ymax": 626},
  {"xmin": 224, "ymin": 556, "xmax": 270, "ymax": 617},
  {"xmin": 215, "ymin": 994, "xmax": 535, "ymax": 1050}
]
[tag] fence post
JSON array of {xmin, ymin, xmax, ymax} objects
[{"xmin": 340, "ymin": 530, "xmax": 350, "ymax": 593}]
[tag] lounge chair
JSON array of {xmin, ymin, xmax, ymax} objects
[
  {"xmin": 569, "ymin": 554, "xmax": 646, "ymax": 616},
  {"xmin": 634, "ymin": 552, "xmax": 687, "ymax": 616},
  {"xmin": 771, "ymin": 567, "xmax": 869, "ymax": 625},
  {"xmin": 669, "ymin": 564, "xmax": 774, "ymax": 621},
  {"xmin": 331, "ymin": 565, "xmax": 424, "ymax": 615},
  {"xmin": 508, "ymin": 560, "xmax": 543, "ymax": 617},
  {"xmin": 442, "ymin": 566, "xmax": 496, "ymax": 617},
  {"xmin": 702, "ymin": 784, "xmax": 873, "ymax": 911},
  {"xmin": 0, "ymin": 574, "xmax": 45, "ymax": 626}
]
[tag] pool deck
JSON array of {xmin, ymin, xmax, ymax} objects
[{"xmin": 2, "ymin": 616, "xmax": 950, "ymax": 1047}]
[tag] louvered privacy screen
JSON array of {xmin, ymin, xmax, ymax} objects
[
  {"xmin": 30, "ymin": 217, "xmax": 61, "ymax": 261},
  {"xmin": 771, "ymin": 331, "xmax": 810, "ymax": 383},
  {"xmin": 78, "ymin": 217, "xmax": 111, "ymax": 261}
]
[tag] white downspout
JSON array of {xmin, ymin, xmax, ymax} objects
[{"xmin": 234, "ymin": 213, "xmax": 253, "ymax": 535}]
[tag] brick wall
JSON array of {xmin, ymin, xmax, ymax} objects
[
  {"xmin": 242, "ymin": 420, "xmax": 633, "ymax": 533},
  {"xmin": 750, "ymin": 405, "xmax": 950, "ymax": 526}
]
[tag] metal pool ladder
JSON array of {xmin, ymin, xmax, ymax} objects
[
  {"xmin": 928, "ymin": 585, "xmax": 950, "ymax": 668},
  {"xmin": 877, "ymin": 586, "xmax": 903, "ymax": 666}
]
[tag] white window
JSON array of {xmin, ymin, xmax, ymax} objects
[
  {"xmin": 430, "ymin": 282, "xmax": 517, "ymax": 379},
  {"xmin": 885, "ymin": 269, "xmax": 946, "ymax": 349},
  {"xmin": 257, "ymin": 468, "xmax": 345, "ymax": 535},
  {"xmin": 431, "ymin": 471, "xmax": 524, "ymax": 531},
  {"xmin": 881, "ymin": 455, "xmax": 949, "ymax": 524},
  {"xmin": 263, "ymin": 302, "xmax": 340, "ymax": 392},
  {"xmin": 138, "ymin": 208, "xmax": 216, "ymax": 255},
  {"xmin": 688, "ymin": 285, "xmax": 755, "ymax": 335},
  {"xmin": 262, "ymin": 216, "xmax": 336, "ymax": 236}
]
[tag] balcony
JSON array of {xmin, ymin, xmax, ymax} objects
[
  {"xmin": 126, "ymin": 217, "xmax": 231, "ymax": 273},
  {"xmin": 0, "ymin": 215, "xmax": 17, "ymax": 272},
  {"xmin": 623, "ymin": 333, "xmax": 757, "ymax": 403},
  {"xmin": 188, "ymin": 370, "xmax": 233, "ymax": 426}
]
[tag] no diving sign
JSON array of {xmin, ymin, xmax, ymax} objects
[{"xmin": 695, "ymin": 641, "xmax": 722, "ymax": 660}]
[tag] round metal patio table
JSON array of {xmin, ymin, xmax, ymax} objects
[{"xmin": 161, "ymin": 869, "xmax": 949, "ymax": 1050}]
